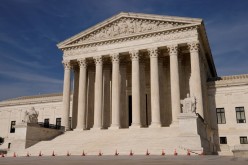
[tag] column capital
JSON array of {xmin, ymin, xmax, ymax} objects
[
  {"xmin": 62, "ymin": 60, "xmax": 72, "ymax": 70},
  {"xmin": 130, "ymin": 50, "xmax": 139, "ymax": 61},
  {"xmin": 110, "ymin": 53, "xmax": 120, "ymax": 63},
  {"xmin": 187, "ymin": 41, "xmax": 200, "ymax": 52},
  {"xmin": 93, "ymin": 56, "xmax": 103, "ymax": 65},
  {"xmin": 77, "ymin": 58, "xmax": 87, "ymax": 68},
  {"xmin": 148, "ymin": 47, "xmax": 158, "ymax": 58},
  {"xmin": 167, "ymin": 45, "xmax": 178, "ymax": 55}
]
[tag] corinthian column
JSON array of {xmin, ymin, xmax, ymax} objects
[
  {"xmin": 168, "ymin": 45, "xmax": 181, "ymax": 126},
  {"xmin": 130, "ymin": 50, "xmax": 141, "ymax": 128},
  {"xmin": 75, "ymin": 58, "xmax": 87, "ymax": 130},
  {"xmin": 62, "ymin": 60, "xmax": 71, "ymax": 131},
  {"xmin": 148, "ymin": 48, "xmax": 161, "ymax": 127},
  {"xmin": 92, "ymin": 56, "xmax": 103, "ymax": 129},
  {"xmin": 110, "ymin": 53, "xmax": 120, "ymax": 129},
  {"xmin": 188, "ymin": 41, "xmax": 204, "ymax": 118}
]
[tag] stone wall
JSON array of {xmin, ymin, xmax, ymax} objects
[{"xmin": 208, "ymin": 74, "xmax": 248, "ymax": 154}]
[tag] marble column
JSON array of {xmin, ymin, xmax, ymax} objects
[
  {"xmin": 92, "ymin": 56, "xmax": 103, "ymax": 129},
  {"xmin": 148, "ymin": 48, "xmax": 161, "ymax": 127},
  {"xmin": 188, "ymin": 42, "xmax": 204, "ymax": 118},
  {"xmin": 168, "ymin": 45, "xmax": 181, "ymax": 126},
  {"xmin": 75, "ymin": 58, "xmax": 87, "ymax": 130},
  {"xmin": 62, "ymin": 60, "xmax": 71, "ymax": 131},
  {"xmin": 110, "ymin": 53, "xmax": 120, "ymax": 129},
  {"xmin": 130, "ymin": 50, "xmax": 141, "ymax": 128}
]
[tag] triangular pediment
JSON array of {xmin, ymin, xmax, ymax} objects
[{"xmin": 57, "ymin": 12, "xmax": 202, "ymax": 49}]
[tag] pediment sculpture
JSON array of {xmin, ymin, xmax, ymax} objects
[
  {"xmin": 69, "ymin": 17, "xmax": 188, "ymax": 45},
  {"xmin": 180, "ymin": 93, "xmax": 196, "ymax": 113}
]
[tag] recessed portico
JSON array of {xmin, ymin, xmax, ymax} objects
[{"xmin": 58, "ymin": 12, "xmax": 214, "ymax": 131}]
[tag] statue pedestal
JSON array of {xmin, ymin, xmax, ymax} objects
[
  {"xmin": 178, "ymin": 113, "xmax": 198, "ymax": 135},
  {"xmin": 10, "ymin": 123, "xmax": 63, "ymax": 152}
]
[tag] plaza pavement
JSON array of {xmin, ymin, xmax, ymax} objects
[{"xmin": 0, "ymin": 155, "xmax": 248, "ymax": 165}]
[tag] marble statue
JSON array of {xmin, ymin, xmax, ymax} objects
[
  {"xmin": 22, "ymin": 107, "xmax": 39, "ymax": 124},
  {"xmin": 180, "ymin": 93, "xmax": 196, "ymax": 113}
]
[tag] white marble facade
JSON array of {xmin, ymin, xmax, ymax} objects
[{"xmin": 0, "ymin": 12, "xmax": 247, "ymax": 155}]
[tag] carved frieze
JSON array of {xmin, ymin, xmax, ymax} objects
[
  {"xmin": 153, "ymin": 29, "xmax": 197, "ymax": 42},
  {"xmin": 64, "ymin": 47, "xmax": 97, "ymax": 57},
  {"xmin": 69, "ymin": 17, "xmax": 188, "ymax": 45},
  {"xmin": 63, "ymin": 29, "xmax": 198, "ymax": 57}
]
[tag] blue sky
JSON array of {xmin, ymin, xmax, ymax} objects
[{"xmin": 0, "ymin": 0, "xmax": 247, "ymax": 101}]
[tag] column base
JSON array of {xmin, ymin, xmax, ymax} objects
[
  {"xmin": 91, "ymin": 127, "xmax": 102, "ymax": 130},
  {"xmin": 149, "ymin": 122, "xmax": 161, "ymax": 128},
  {"xmin": 73, "ymin": 128, "xmax": 86, "ymax": 131},
  {"xmin": 129, "ymin": 123, "xmax": 141, "ymax": 129},
  {"xmin": 109, "ymin": 124, "xmax": 120, "ymax": 130}
]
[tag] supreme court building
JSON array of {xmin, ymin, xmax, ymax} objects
[{"xmin": 0, "ymin": 12, "xmax": 248, "ymax": 156}]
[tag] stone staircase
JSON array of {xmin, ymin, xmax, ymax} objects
[{"xmin": 9, "ymin": 127, "xmax": 203, "ymax": 156}]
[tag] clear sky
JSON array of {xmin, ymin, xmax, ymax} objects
[{"xmin": 0, "ymin": 0, "xmax": 247, "ymax": 101}]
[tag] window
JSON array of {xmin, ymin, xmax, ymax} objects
[
  {"xmin": 56, "ymin": 118, "xmax": 61, "ymax": 129},
  {"xmin": 44, "ymin": 118, "xmax": 49, "ymax": 128},
  {"xmin": 240, "ymin": 136, "xmax": 248, "ymax": 144},
  {"xmin": 10, "ymin": 121, "xmax": 16, "ymax": 133},
  {"xmin": 216, "ymin": 108, "xmax": 226, "ymax": 124},
  {"xmin": 8, "ymin": 143, "xmax": 11, "ymax": 149},
  {"xmin": 236, "ymin": 107, "xmax": 246, "ymax": 123},
  {"xmin": 220, "ymin": 137, "xmax": 227, "ymax": 144}
]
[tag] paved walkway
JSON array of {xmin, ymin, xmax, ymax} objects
[{"xmin": 0, "ymin": 155, "xmax": 247, "ymax": 165}]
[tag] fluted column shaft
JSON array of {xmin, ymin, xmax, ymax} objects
[
  {"xmin": 62, "ymin": 61, "xmax": 71, "ymax": 131},
  {"xmin": 169, "ymin": 45, "xmax": 181, "ymax": 125},
  {"xmin": 188, "ymin": 42, "xmax": 204, "ymax": 118},
  {"xmin": 110, "ymin": 54, "xmax": 120, "ymax": 129},
  {"xmin": 130, "ymin": 50, "xmax": 141, "ymax": 128},
  {"xmin": 148, "ymin": 48, "xmax": 161, "ymax": 127},
  {"xmin": 76, "ymin": 58, "xmax": 87, "ymax": 130},
  {"xmin": 93, "ymin": 56, "xmax": 103, "ymax": 129}
]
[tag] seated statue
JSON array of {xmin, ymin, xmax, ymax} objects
[
  {"xmin": 180, "ymin": 93, "xmax": 196, "ymax": 113},
  {"xmin": 22, "ymin": 107, "xmax": 39, "ymax": 124}
]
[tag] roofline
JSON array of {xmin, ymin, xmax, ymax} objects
[{"xmin": 57, "ymin": 12, "xmax": 202, "ymax": 49}]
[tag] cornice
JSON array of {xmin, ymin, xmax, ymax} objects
[
  {"xmin": 61, "ymin": 24, "xmax": 199, "ymax": 51},
  {"xmin": 0, "ymin": 93, "xmax": 63, "ymax": 107},
  {"xmin": 63, "ymin": 26, "xmax": 199, "ymax": 57},
  {"xmin": 208, "ymin": 74, "xmax": 248, "ymax": 88}
]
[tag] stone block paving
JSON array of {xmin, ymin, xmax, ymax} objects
[{"xmin": 0, "ymin": 155, "xmax": 248, "ymax": 165}]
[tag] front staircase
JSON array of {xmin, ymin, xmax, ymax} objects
[{"xmin": 9, "ymin": 127, "xmax": 204, "ymax": 156}]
